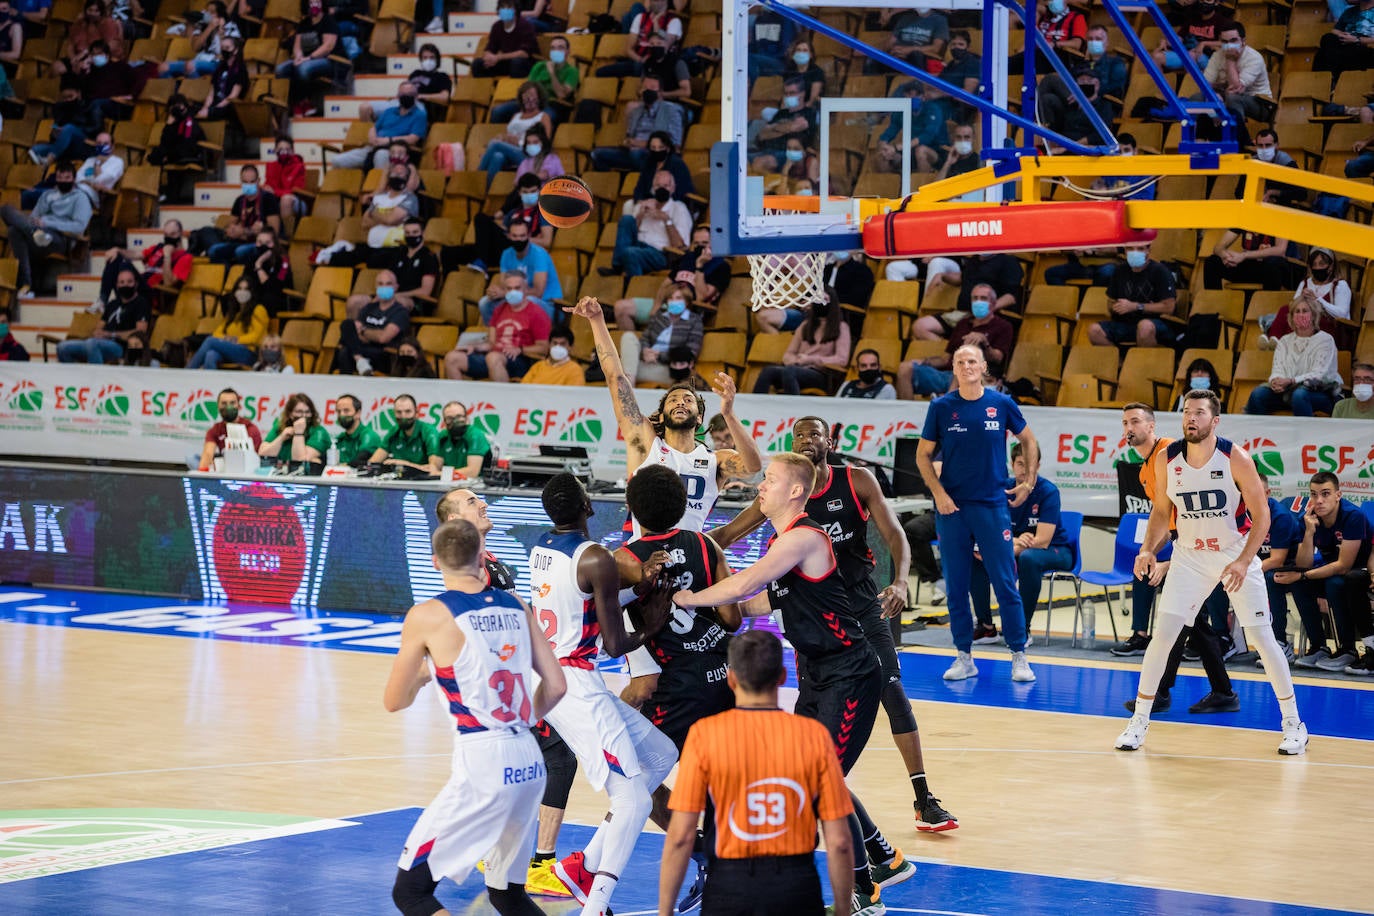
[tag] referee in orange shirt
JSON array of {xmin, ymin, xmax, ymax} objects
[{"xmin": 659, "ymin": 630, "xmax": 855, "ymax": 916}]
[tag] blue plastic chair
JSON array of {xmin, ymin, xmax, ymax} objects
[
  {"xmin": 1078, "ymin": 512, "xmax": 1171, "ymax": 640},
  {"xmin": 1040, "ymin": 510, "xmax": 1113, "ymax": 647},
  {"xmin": 1360, "ymin": 501, "xmax": 1374, "ymax": 531}
]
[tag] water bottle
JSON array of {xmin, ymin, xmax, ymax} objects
[
  {"xmin": 1081, "ymin": 599, "xmax": 1098, "ymax": 649},
  {"xmin": 326, "ymin": 445, "xmax": 339, "ymax": 467}
]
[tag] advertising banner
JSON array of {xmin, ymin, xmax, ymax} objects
[{"xmin": 1, "ymin": 364, "xmax": 1370, "ymax": 515}]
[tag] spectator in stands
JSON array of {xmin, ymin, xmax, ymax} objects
[
  {"xmin": 363, "ymin": 164, "xmax": 421, "ymax": 254},
  {"xmin": 1044, "ymin": 137, "xmax": 1151, "ymax": 287},
  {"xmin": 599, "ymin": 0, "xmax": 682, "ymax": 78},
  {"xmin": 266, "ymin": 136, "xmax": 307, "ymax": 237},
  {"xmin": 667, "ymin": 344, "xmax": 709, "ymax": 388},
  {"xmin": 259, "ymin": 393, "xmax": 331, "ymax": 471},
  {"xmin": 378, "ymin": 217, "xmax": 441, "ymax": 314},
  {"xmin": 478, "ymin": 82, "xmax": 554, "ymax": 182},
  {"xmin": 1038, "ymin": 0, "xmax": 1087, "ymax": 60},
  {"xmin": 753, "ymin": 294, "xmax": 852, "ymax": 395},
  {"xmin": 1347, "ymin": 130, "xmax": 1374, "ymax": 177},
  {"xmin": 1155, "ymin": 0, "xmax": 1233, "ymax": 71},
  {"xmin": 392, "ymin": 336, "xmax": 436, "ymax": 379},
  {"xmin": 606, "ymin": 169, "xmax": 690, "ymax": 277},
  {"xmin": 1246, "ymin": 471, "xmax": 1301, "ymax": 662},
  {"xmin": 187, "ymin": 276, "xmax": 270, "ymax": 369},
  {"xmin": 746, "ymin": 5, "xmax": 796, "ymax": 82},
  {"xmin": 1241, "ymin": 129, "xmax": 1305, "ymax": 207},
  {"xmin": 670, "ymin": 224, "xmax": 730, "ymax": 313},
  {"xmin": 198, "ymin": 389, "xmax": 263, "ymax": 472},
  {"xmin": 435, "ymin": 400, "xmax": 492, "ymax": 479},
  {"xmin": 1258, "ymin": 248, "xmax": 1349, "ymax": 349},
  {"xmin": 53, "ymin": 0, "xmax": 122, "ymax": 76},
  {"xmin": 148, "ymin": 94, "xmax": 206, "ymax": 203},
  {"xmin": 1202, "ymin": 226, "xmax": 1292, "ymax": 291},
  {"xmin": 910, "ymin": 253, "xmax": 1022, "ymax": 342},
  {"xmin": 631, "ymin": 132, "xmax": 694, "ymax": 204},
  {"xmin": 98, "ymin": 221, "xmax": 191, "ymax": 306},
  {"xmin": 513, "ymin": 126, "xmax": 565, "ymax": 183},
  {"xmin": 197, "ymin": 35, "xmax": 248, "ymax": 124},
  {"xmin": 940, "ymin": 29, "xmax": 980, "ymax": 101},
  {"xmin": 642, "ymin": 29, "xmax": 693, "ymax": 107},
  {"xmin": 162, "ymin": 1, "xmax": 239, "ymax": 77},
  {"xmin": 775, "ymin": 136, "xmax": 821, "ymax": 190},
  {"xmin": 57, "ymin": 266, "xmax": 148, "ymax": 363},
  {"xmin": 28, "ymin": 85, "xmax": 101, "ymax": 167},
  {"xmin": 970, "ymin": 442, "xmax": 1074, "ymax": 642},
  {"xmin": 209, "ymin": 166, "xmax": 283, "ymax": 264},
  {"xmin": 781, "ymin": 38, "xmax": 826, "ymax": 106},
  {"xmin": 936, "ymin": 123, "xmax": 981, "ymax": 181},
  {"xmin": 2, "ymin": 162, "xmax": 92, "ymax": 298},
  {"xmin": 1244, "ymin": 299, "xmax": 1343, "ymax": 416},
  {"xmin": 445, "ymin": 272, "xmax": 551, "ymax": 381},
  {"xmin": 334, "ymin": 269, "xmax": 409, "ymax": 375},
  {"xmin": 74, "ymin": 130, "xmax": 123, "ymax": 206},
  {"xmin": 1197, "ymin": 23, "xmax": 1272, "ymax": 146},
  {"xmin": 522, "ymin": 326, "xmax": 586, "ymax": 386},
  {"xmin": 498, "ymin": 33, "xmax": 577, "ymax": 123},
  {"xmin": 619, "ymin": 282, "xmax": 703, "ymax": 386},
  {"xmin": 77, "ymin": 39, "xmax": 136, "ymax": 122},
  {"xmin": 1333, "ymin": 362, "xmax": 1374, "ymax": 419},
  {"xmin": 253, "ymin": 334, "xmax": 292, "ymax": 373},
  {"xmin": 1038, "ymin": 26, "xmax": 1128, "ymax": 139},
  {"xmin": 876, "ymin": 80, "xmax": 954, "ymax": 173},
  {"xmin": 333, "ymin": 82, "xmax": 428, "ymax": 171},
  {"xmin": 1315, "ymin": 0, "xmax": 1374, "ymax": 78},
  {"xmin": 0, "ymin": 0, "xmax": 24, "ymax": 77},
  {"xmin": 1274, "ymin": 472, "xmax": 1373, "ymax": 674},
  {"xmin": 249, "ymin": 228, "xmax": 292, "ymax": 316},
  {"xmin": 1087, "ymin": 242, "xmax": 1179, "ymax": 348},
  {"xmin": 450, "ymin": 172, "xmax": 549, "ymax": 273},
  {"xmin": 391, "ymin": 43, "xmax": 453, "ymax": 124},
  {"xmin": 871, "ymin": 5, "xmax": 947, "ymax": 74},
  {"xmin": 837, "ymin": 348, "xmax": 895, "ymax": 400},
  {"xmin": 749, "ymin": 75, "xmax": 818, "ymax": 172},
  {"xmin": 590, "ymin": 75, "xmax": 686, "ymax": 172},
  {"xmin": 1172, "ymin": 357, "xmax": 1224, "ymax": 411},
  {"xmin": 481, "ymin": 219, "xmax": 560, "ymax": 321},
  {"xmin": 332, "ymin": 394, "xmax": 379, "ymax": 465},
  {"xmin": 897, "ymin": 283, "xmax": 1014, "ymax": 398},
  {"xmin": 0, "ymin": 306, "xmax": 26, "ymax": 360},
  {"xmin": 368, "ymin": 393, "xmax": 441, "ymax": 473},
  {"xmin": 276, "ymin": 0, "xmax": 341, "ymax": 112},
  {"xmin": 472, "ymin": 0, "xmax": 538, "ymax": 78},
  {"xmin": 355, "ymin": 142, "xmax": 421, "ymax": 210}
]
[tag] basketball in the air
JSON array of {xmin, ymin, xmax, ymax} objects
[{"xmin": 538, "ymin": 176, "xmax": 594, "ymax": 229}]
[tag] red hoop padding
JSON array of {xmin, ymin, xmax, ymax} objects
[{"xmin": 861, "ymin": 201, "xmax": 1157, "ymax": 258}]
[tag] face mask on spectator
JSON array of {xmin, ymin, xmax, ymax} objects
[
  {"xmin": 666, "ymin": 298, "xmax": 687, "ymax": 316},
  {"xmin": 398, "ymin": 93, "xmax": 417, "ymax": 109},
  {"xmin": 793, "ymin": 51, "xmax": 810, "ymax": 66},
  {"xmin": 118, "ymin": 283, "xmax": 137, "ymax": 299},
  {"xmin": 1125, "ymin": 249, "xmax": 1148, "ymax": 268},
  {"xmin": 783, "ymin": 93, "xmax": 802, "ymax": 108},
  {"xmin": 220, "ymin": 406, "xmax": 239, "ymax": 422},
  {"xmin": 96, "ymin": 142, "xmax": 113, "ymax": 156},
  {"xmin": 260, "ymin": 348, "xmax": 281, "ymax": 364},
  {"xmin": 447, "ymin": 419, "xmax": 468, "ymax": 438},
  {"xmin": 242, "ymin": 182, "xmax": 258, "ymax": 196},
  {"xmin": 1189, "ymin": 376, "xmax": 1211, "ymax": 391},
  {"xmin": 653, "ymin": 186, "xmax": 672, "ymax": 203},
  {"xmin": 420, "ymin": 57, "xmax": 438, "ymax": 71},
  {"xmin": 797, "ymin": 187, "xmax": 813, "ymax": 196},
  {"xmin": 785, "ymin": 148, "xmax": 804, "ymax": 162},
  {"xmin": 953, "ymin": 140, "xmax": 973, "ymax": 156},
  {"xmin": 1087, "ymin": 39, "xmax": 1105, "ymax": 56},
  {"xmin": 55, "ymin": 178, "xmax": 74, "ymax": 193},
  {"xmin": 376, "ymin": 285, "xmax": 395, "ymax": 300},
  {"xmin": 525, "ymin": 142, "xmax": 542, "ymax": 157},
  {"xmin": 829, "ymin": 251, "xmax": 849, "ymax": 263},
  {"xmin": 308, "ymin": 0, "xmax": 322, "ymax": 14},
  {"xmin": 403, "ymin": 232, "xmax": 422, "ymax": 248},
  {"xmin": 1310, "ymin": 264, "xmax": 1331, "ymax": 282},
  {"xmin": 668, "ymin": 365, "xmax": 692, "ymax": 381},
  {"xmin": 92, "ymin": 54, "xmax": 109, "ymax": 67},
  {"xmin": 549, "ymin": 344, "xmax": 569, "ymax": 361},
  {"xmin": 520, "ymin": 190, "xmax": 539, "ymax": 206},
  {"xmin": 549, "ymin": 48, "xmax": 566, "ymax": 64},
  {"xmin": 1353, "ymin": 383, "xmax": 1374, "ymax": 401},
  {"xmin": 1255, "ymin": 146, "xmax": 1276, "ymax": 161},
  {"xmin": 642, "ymin": 89, "xmax": 659, "ymax": 106},
  {"xmin": 970, "ymin": 298, "xmax": 991, "ymax": 319},
  {"xmin": 396, "ymin": 416, "xmax": 416, "ymax": 431},
  {"xmin": 1047, "ymin": 0, "xmax": 1065, "ymax": 15},
  {"xmin": 1222, "ymin": 41, "xmax": 1241, "ymax": 52},
  {"xmin": 388, "ymin": 175, "xmax": 407, "ymax": 190},
  {"xmin": 648, "ymin": 147, "xmax": 669, "ymax": 162},
  {"xmin": 949, "ymin": 47, "xmax": 967, "ymax": 61},
  {"xmin": 505, "ymin": 288, "xmax": 524, "ymax": 305},
  {"xmin": 0, "ymin": 321, "xmax": 8, "ymax": 337},
  {"xmin": 497, "ymin": 6, "xmax": 515, "ymax": 21},
  {"xmin": 235, "ymin": 288, "xmax": 252, "ymax": 304},
  {"xmin": 1292, "ymin": 311, "xmax": 1313, "ymax": 331},
  {"xmin": 511, "ymin": 237, "xmax": 529, "ymax": 253},
  {"xmin": 858, "ymin": 367, "xmax": 883, "ymax": 385}
]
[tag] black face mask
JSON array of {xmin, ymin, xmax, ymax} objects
[
  {"xmin": 398, "ymin": 95, "xmax": 417, "ymax": 109},
  {"xmin": 1310, "ymin": 267, "xmax": 1331, "ymax": 282},
  {"xmin": 388, "ymin": 176, "xmax": 407, "ymax": 190},
  {"xmin": 118, "ymin": 285, "xmax": 137, "ymax": 299},
  {"xmin": 653, "ymin": 187, "xmax": 671, "ymax": 203},
  {"xmin": 668, "ymin": 365, "xmax": 691, "ymax": 381},
  {"xmin": 648, "ymin": 148, "xmax": 669, "ymax": 162},
  {"xmin": 338, "ymin": 415, "xmax": 357, "ymax": 430},
  {"xmin": 447, "ymin": 420, "xmax": 469, "ymax": 439},
  {"xmin": 510, "ymin": 239, "xmax": 529, "ymax": 253},
  {"xmin": 949, "ymin": 47, "xmax": 968, "ymax": 61},
  {"xmin": 396, "ymin": 416, "xmax": 416, "ymax": 431},
  {"xmin": 56, "ymin": 180, "xmax": 75, "ymax": 193},
  {"xmin": 220, "ymin": 406, "xmax": 239, "ymax": 423},
  {"xmin": 164, "ymin": 236, "xmax": 180, "ymax": 247},
  {"xmin": 642, "ymin": 89, "xmax": 659, "ymax": 107},
  {"xmin": 405, "ymin": 235, "xmax": 423, "ymax": 247},
  {"xmin": 858, "ymin": 368, "xmax": 883, "ymax": 385},
  {"xmin": 171, "ymin": 105, "xmax": 188, "ymax": 119},
  {"xmin": 256, "ymin": 245, "xmax": 272, "ymax": 258}
]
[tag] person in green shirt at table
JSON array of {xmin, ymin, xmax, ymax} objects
[
  {"xmin": 370, "ymin": 393, "xmax": 442, "ymax": 473},
  {"xmin": 259, "ymin": 393, "xmax": 333, "ymax": 472},
  {"xmin": 433, "ymin": 399, "xmax": 492, "ymax": 480},
  {"xmin": 332, "ymin": 393, "xmax": 381, "ymax": 466}
]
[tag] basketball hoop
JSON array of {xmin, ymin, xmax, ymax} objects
[{"xmin": 746, "ymin": 196, "xmax": 830, "ymax": 311}]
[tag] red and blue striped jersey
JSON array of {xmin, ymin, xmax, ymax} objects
[
  {"xmin": 528, "ymin": 531, "xmax": 601, "ymax": 669},
  {"xmin": 431, "ymin": 587, "xmax": 537, "ymax": 735}
]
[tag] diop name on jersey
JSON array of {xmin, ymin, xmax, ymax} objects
[{"xmin": 504, "ymin": 761, "xmax": 546, "ymax": 785}]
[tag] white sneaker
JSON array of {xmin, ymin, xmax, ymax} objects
[
  {"xmin": 355, "ymin": 356, "xmax": 374, "ymax": 376},
  {"xmin": 1278, "ymin": 717, "xmax": 1308, "ymax": 756},
  {"xmin": 929, "ymin": 578, "xmax": 946, "ymax": 605},
  {"xmin": 424, "ymin": 15, "xmax": 444, "ymax": 32},
  {"xmin": 1115, "ymin": 714, "xmax": 1149, "ymax": 751},
  {"xmin": 1010, "ymin": 651, "xmax": 1036, "ymax": 682},
  {"xmin": 943, "ymin": 651, "xmax": 977, "ymax": 681}
]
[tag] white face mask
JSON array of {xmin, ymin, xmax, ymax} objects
[
  {"xmin": 953, "ymin": 140, "xmax": 973, "ymax": 156},
  {"xmin": 549, "ymin": 344, "xmax": 569, "ymax": 361},
  {"xmin": 420, "ymin": 57, "xmax": 438, "ymax": 71},
  {"xmin": 1255, "ymin": 146, "xmax": 1276, "ymax": 161},
  {"xmin": 1354, "ymin": 383, "xmax": 1374, "ymax": 402},
  {"xmin": 234, "ymin": 288, "xmax": 252, "ymax": 304},
  {"xmin": 1222, "ymin": 41, "xmax": 1241, "ymax": 52}
]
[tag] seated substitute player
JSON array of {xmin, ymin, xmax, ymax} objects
[
  {"xmin": 383, "ymin": 519, "xmax": 567, "ymax": 916},
  {"xmin": 658, "ymin": 630, "xmax": 856, "ymax": 916},
  {"xmin": 1116, "ymin": 390, "xmax": 1309, "ymax": 755},
  {"xmin": 673, "ymin": 453, "xmax": 889, "ymax": 916}
]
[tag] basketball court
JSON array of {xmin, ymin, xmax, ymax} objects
[{"xmin": 3, "ymin": 585, "xmax": 1370, "ymax": 914}]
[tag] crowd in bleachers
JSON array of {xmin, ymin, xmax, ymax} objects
[{"xmin": 0, "ymin": 0, "xmax": 1370, "ymax": 420}]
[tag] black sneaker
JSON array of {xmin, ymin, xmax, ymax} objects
[
  {"xmin": 1110, "ymin": 633, "xmax": 1151, "ymax": 657},
  {"xmin": 971, "ymin": 623, "xmax": 1000, "ymax": 645},
  {"xmin": 1182, "ymin": 646, "xmax": 1201, "ymax": 662},
  {"xmin": 1188, "ymin": 691, "xmax": 1241, "ymax": 714},
  {"xmin": 1124, "ymin": 690, "xmax": 1171, "ymax": 714},
  {"xmin": 1344, "ymin": 651, "xmax": 1374, "ymax": 676},
  {"xmin": 677, "ymin": 854, "xmax": 706, "ymax": 912},
  {"xmin": 915, "ymin": 796, "xmax": 958, "ymax": 833}
]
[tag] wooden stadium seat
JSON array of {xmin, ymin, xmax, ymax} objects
[
  {"xmin": 1002, "ymin": 342, "xmax": 1063, "ymax": 405},
  {"xmin": 1169, "ymin": 347, "xmax": 1236, "ymax": 407},
  {"xmin": 1097, "ymin": 347, "xmax": 1177, "ymax": 409},
  {"xmin": 695, "ymin": 331, "xmax": 747, "ymax": 384}
]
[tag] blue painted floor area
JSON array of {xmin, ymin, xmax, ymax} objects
[
  {"xmin": 0, "ymin": 810, "xmax": 1360, "ymax": 916},
  {"xmin": 896, "ymin": 650, "xmax": 1374, "ymax": 742}
]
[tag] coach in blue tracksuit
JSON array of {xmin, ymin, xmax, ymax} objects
[{"xmin": 917, "ymin": 343, "xmax": 1043, "ymax": 684}]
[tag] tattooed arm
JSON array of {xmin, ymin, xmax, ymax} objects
[{"xmin": 567, "ymin": 296, "xmax": 655, "ymax": 469}]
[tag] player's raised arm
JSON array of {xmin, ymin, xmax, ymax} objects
[
  {"xmin": 711, "ymin": 372, "xmax": 762, "ymax": 479},
  {"xmin": 707, "ymin": 498, "xmax": 767, "ymax": 549},
  {"xmin": 382, "ymin": 602, "xmax": 439, "ymax": 712},
  {"xmin": 566, "ymin": 295, "xmax": 655, "ymax": 462},
  {"xmin": 675, "ymin": 526, "xmax": 816, "ymax": 609}
]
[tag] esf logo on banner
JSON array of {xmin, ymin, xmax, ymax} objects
[{"xmin": 183, "ymin": 480, "xmax": 338, "ymax": 606}]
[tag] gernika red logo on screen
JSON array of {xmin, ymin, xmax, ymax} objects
[{"xmin": 210, "ymin": 484, "xmax": 308, "ymax": 604}]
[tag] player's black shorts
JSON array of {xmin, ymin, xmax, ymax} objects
[
  {"xmin": 794, "ymin": 647, "xmax": 882, "ymax": 775},
  {"xmin": 644, "ymin": 674, "xmax": 735, "ymax": 751},
  {"xmin": 702, "ymin": 854, "xmax": 823, "ymax": 916}
]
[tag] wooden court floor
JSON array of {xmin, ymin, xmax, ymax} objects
[{"xmin": 2, "ymin": 611, "xmax": 1372, "ymax": 914}]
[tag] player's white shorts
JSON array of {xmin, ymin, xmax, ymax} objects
[
  {"xmin": 397, "ymin": 729, "xmax": 544, "ymax": 890},
  {"xmin": 544, "ymin": 666, "xmax": 678, "ymax": 792},
  {"xmin": 1158, "ymin": 542, "xmax": 1270, "ymax": 627}
]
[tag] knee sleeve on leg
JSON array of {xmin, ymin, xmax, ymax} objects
[
  {"xmin": 881, "ymin": 677, "xmax": 919, "ymax": 735},
  {"xmin": 392, "ymin": 864, "xmax": 443, "ymax": 916},
  {"xmin": 487, "ymin": 884, "xmax": 543, "ymax": 916},
  {"xmin": 541, "ymin": 741, "xmax": 578, "ymax": 809}
]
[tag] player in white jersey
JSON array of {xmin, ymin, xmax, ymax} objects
[
  {"xmin": 384, "ymin": 519, "xmax": 567, "ymax": 916},
  {"xmin": 1116, "ymin": 390, "xmax": 1309, "ymax": 756},
  {"xmin": 530, "ymin": 473, "xmax": 681, "ymax": 916}
]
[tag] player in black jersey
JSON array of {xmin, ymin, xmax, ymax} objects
[
  {"xmin": 436, "ymin": 488, "xmax": 578, "ymax": 897},
  {"xmin": 674, "ymin": 453, "xmax": 889, "ymax": 916},
  {"xmin": 793, "ymin": 416, "xmax": 958, "ymax": 837}
]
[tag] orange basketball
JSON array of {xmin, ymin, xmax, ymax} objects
[{"xmin": 538, "ymin": 176, "xmax": 594, "ymax": 229}]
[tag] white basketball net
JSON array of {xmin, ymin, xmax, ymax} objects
[{"xmin": 747, "ymin": 250, "xmax": 827, "ymax": 311}]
